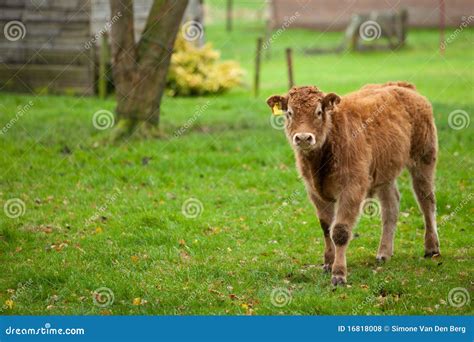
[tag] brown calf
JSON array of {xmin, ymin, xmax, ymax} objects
[{"xmin": 266, "ymin": 82, "xmax": 440, "ymax": 285}]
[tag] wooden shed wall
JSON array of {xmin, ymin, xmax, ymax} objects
[
  {"xmin": 0, "ymin": 0, "xmax": 156, "ymax": 95},
  {"xmin": 0, "ymin": 0, "xmax": 94, "ymax": 95},
  {"xmin": 270, "ymin": 0, "xmax": 473, "ymax": 31},
  {"xmin": 91, "ymin": 0, "xmax": 152, "ymax": 42}
]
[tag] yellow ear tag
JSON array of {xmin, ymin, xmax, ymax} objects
[{"xmin": 272, "ymin": 103, "xmax": 284, "ymax": 116}]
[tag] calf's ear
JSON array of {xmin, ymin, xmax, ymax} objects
[
  {"xmin": 266, "ymin": 95, "xmax": 288, "ymax": 114},
  {"xmin": 321, "ymin": 93, "xmax": 341, "ymax": 112}
]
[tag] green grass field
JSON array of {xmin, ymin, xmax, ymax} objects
[{"xmin": 0, "ymin": 8, "xmax": 473, "ymax": 315}]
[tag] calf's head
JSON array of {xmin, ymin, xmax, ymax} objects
[{"xmin": 266, "ymin": 86, "xmax": 340, "ymax": 153}]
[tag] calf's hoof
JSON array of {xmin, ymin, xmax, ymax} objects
[
  {"xmin": 322, "ymin": 264, "xmax": 332, "ymax": 273},
  {"xmin": 331, "ymin": 275, "xmax": 346, "ymax": 286},
  {"xmin": 376, "ymin": 254, "xmax": 390, "ymax": 263},
  {"xmin": 424, "ymin": 250, "xmax": 440, "ymax": 258}
]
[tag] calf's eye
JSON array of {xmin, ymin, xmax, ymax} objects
[{"xmin": 314, "ymin": 104, "xmax": 323, "ymax": 117}]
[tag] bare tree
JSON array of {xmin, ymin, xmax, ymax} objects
[{"xmin": 109, "ymin": 0, "xmax": 188, "ymax": 137}]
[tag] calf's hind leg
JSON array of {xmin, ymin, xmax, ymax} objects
[
  {"xmin": 376, "ymin": 182, "xmax": 400, "ymax": 261},
  {"xmin": 409, "ymin": 163, "xmax": 440, "ymax": 257}
]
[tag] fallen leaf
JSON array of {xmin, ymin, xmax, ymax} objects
[
  {"xmin": 42, "ymin": 226, "xmax": 53, "ymax": 234},
  {"xmin": 180, "ymin": 251, "xmax": 191, "ymax": 262},
  {"xmin": 131, "ymin": 255, "xmax": 139, "ymax": 263},
  {"xmin": 4, "ymin": 299, "xmax": 14, "ymax": 309},
  {"xmin": 132, "ymin": 298, "xmax": 147, "ymax": 306}
]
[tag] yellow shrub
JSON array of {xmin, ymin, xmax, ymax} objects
[{"xmin": 167, "ymin": 36, "xmax": 244, "ymax": 96}]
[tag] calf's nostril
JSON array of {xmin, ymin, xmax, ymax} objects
[{"xmin": 294, "ymin": 133, "xmax": 315, "ymax": 145}]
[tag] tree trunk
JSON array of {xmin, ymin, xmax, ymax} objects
[{"xmin": 109, "ymin": 0, "xmax": 188, "ymax": 135}]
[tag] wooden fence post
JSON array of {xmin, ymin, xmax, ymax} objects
[
  {"xmin": 226, "ymin": 0, "xmax": 233, "ymax": 32},
  {"xmin": 98, "ymin": 33, "xmax": 109, "ymax": 99},
  {"xmin": 254, "ymin": 37, "xmax": 263, "ymax": 97},
  {"xmin": 439, "ymin": 0, "xmax": 445, "ymax": 55},
  {"xmin": 286, "ymin": 48, "xmax": 294, "ymax": 89}
]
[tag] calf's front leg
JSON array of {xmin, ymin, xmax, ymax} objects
[
  {"xmin": 331, "ymin": 187, "xmax": 366, "ymax": 285},
  {"xmin": 310, "ymin": 193, "xmax": 335, "ymax": 272}
]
